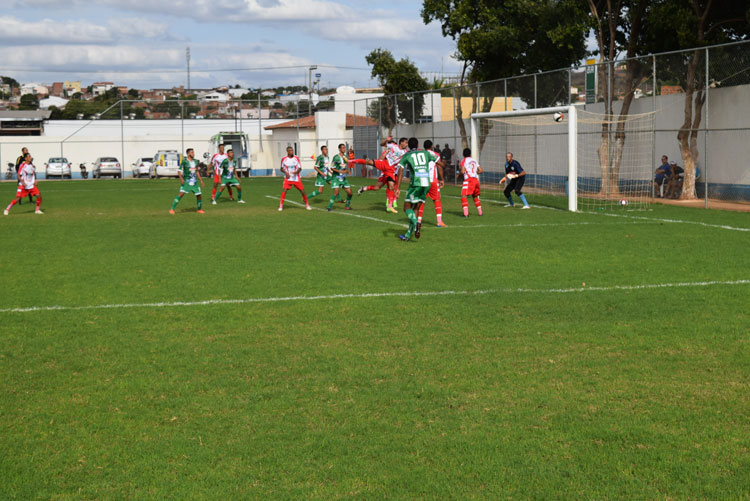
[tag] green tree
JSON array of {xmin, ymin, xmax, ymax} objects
[
  {"xmin": 365, "ymin": 48, "xmax": 429, "ymax": 134},
  {"xmin": 19, "ymin": 93, "xmax": 39, "ymax": 110},
  {"xmin": 422, "ymin": 0, "xmax": 588, "ymax": 147},
  {"xmin": 127, "ymin": 89, "xmax": 141, "ymax": 99}
]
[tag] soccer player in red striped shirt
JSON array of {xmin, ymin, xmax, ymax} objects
[
  {"xmin": 278, "ymin": 146, "xmax": 311, "ymax": 211},
  {"xmin": 354, "ymin": 136, "xmax": 408, "ymax": 213},
  {"xmin": 459, "ymin": 148, "xmax": 483, "ymax": 217}
]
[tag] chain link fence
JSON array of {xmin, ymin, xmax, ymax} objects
[{"xmin": 349, "ymin": 40, "xmax": 750, "ymax": 207}]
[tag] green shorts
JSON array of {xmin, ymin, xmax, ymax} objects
[
  {"xmin": 314, "ymin": 175, "xmax": 328, "ymax": 187},
  {"xmin": 405, "ymin": 186, "xmax": 429, "ymax": 204},
  {"xmin": 331, "ymin": 177, "xmax": 350, "ymax": 189},
  {"xmin": 222, "ymin": 177, "xmax": 240, "ymax": 187},
  {"xmin": 180, "ymin": 183, "xmax": 202, "ymax": 195}
]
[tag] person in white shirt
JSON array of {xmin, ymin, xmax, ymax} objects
[
  {"xmin": 278, "ymin": 146, "xmax": 311, "ymax": 212},
  {"xmin": 5, "ymin": 153, "xmax": 43, "ymax": 215}
]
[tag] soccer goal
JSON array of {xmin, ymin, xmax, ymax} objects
[{"xmin": 470, "ymin": 106, "xmax": 654, "ymax": 211}]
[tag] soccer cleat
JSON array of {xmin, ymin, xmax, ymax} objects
[
  {"xmin": 522, "ymin": 205, "xmax": 531, "ymax": 209},
  {"xmin": 238, "ymin": 200, "xmax": 246, "ymax": 204},
  {"xmin": 415, "ymin": 222, "xmax": 421, "ymax": 239},
  {"xmin": 211, "ymin": 200, "xmax": 217, "ymax": 205},
  {"xmin": 229, "ymin": 198, "xmax": 234, "ymax": 201},
  {"xmin": 345, "ymin": 206, "xmax": 352, "ymax": 210},
  {"xmin": 393, "ymin": 200, "xmax": 398, "ymax": 209},
  {"xmin": 327, "ymin": 207, "xmax": 333, "ymax": 212},
  {"xmin": 357, "ymin": 186, "xmax": 364, "ymax": 195},
  {"xmin": 278, "ymin": 207, "xmax": 283, "ymax": 211},
  {"xmin": 169, "ymin": 209, "xmax": 175, "ymax": 214},
  {"xmin": 306, "ymin": 206, "xmax": 312, "ymax": 211},
  {"xmin": 398, "ymin": 234, "xmax": 409, "ymax": 242},
  {"xmin": 436, "ymin": 222, "xmax": 447, "ymax": 227},
  {"xmin": 387, "ymin": 207, "xmax": 398, "ymax": 214},
  {"xmin": 505, "ymin": 204, "xmax": 514, "ymax": 208},
  {"xmin": 3, "ymin": 209, "xmax": 8, "ymax": 216},
  {"xmin": 35, "ymin": 210, "xmax": 43, "ymax": 214},
  {"xmin": 197, "ymin": 210, "xmax": 205, "ymax": 214}
]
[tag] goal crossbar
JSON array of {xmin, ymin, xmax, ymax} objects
[{"xmin": 471, "ymin": 105, "xmax": 578, "ymax": 212}]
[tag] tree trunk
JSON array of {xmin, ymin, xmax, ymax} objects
[
  {"xmin": 455, "ymin": 62, "xmax": 470, "ymax": 150},
  {"xmin": 610, "ymin": 62, "xmax": 648, "ymax": 194},
  {"xmin": 677, "ymin": 49, "xmax": 704, "ymax": 201},
  {"xmin": 597, "ymin": 60, "xmax": 613, "ymax": 197}
]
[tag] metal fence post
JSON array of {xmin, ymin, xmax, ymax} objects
[
  {"xmin": 411, "ymin": 93, "xmax": 416, "ymax": 126},
  {"xmin": 568, "ymin": 68, "xmax": 572, "ymax": 105},
  {"xmin": 180, "ymin": 101, "xmax": 184, "ymax": 156},
  {"xmin": 452, "ymin": 87, "xmax": 457, "ymax": 183},
  {"xmin": 258, "ymin": 93, "xmax": 263, "ymax": 152},
  {"xmin": 652, "ymin": 54, "xmax": 657, "ymax": 198},
  {"xmin": 504, "ymin": 79, "xmax": 508, "ymax": 111},
  {"xmin": 120, "ymin": 100, "xmax": 125, "ymax": 178},
  {"xmin": 239, "ymin": 99, "xmax": 243, "ymax": 134},
  {"xmin": 704, "ymin": 47, "xmax": 709, "ymax": 208},
  {"xmin": 534, "ymin": 74, "xmax": 538, "ymax": 109},
  {"xmin": 295, "ymin": 100, "xmax": 300, "ymax": 156},
  {"xmin": 430, "ymin": 92, "xmax": 435, "ymax": 144}
]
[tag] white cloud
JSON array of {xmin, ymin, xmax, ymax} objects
[
  {"xmin": 0, "ymin": 44, "xmax": 183, "ymax": 69},
  {"xmin": 0, "ymin": 15, "xmax": 112, "ymax": 44}
]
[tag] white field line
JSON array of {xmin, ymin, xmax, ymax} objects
[
  {"xmin": 443, "ymin": 221, "xmax": 663, "ymax": 229},
  {"xmin": 2, "ymin": 279, "xmax": 748, "ymax": 314},
  {"xmin": 265, "ymin": 195, "xmax": 408, "ymax": 228},
  {"xmin": 586, "ymin": 210, "xmax": 750, "ymax": 232}
]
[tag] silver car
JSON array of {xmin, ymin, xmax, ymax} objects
[
  {"xmin": 132, "ymin": 157, "xmax": 154, "ymax": 178},
  {"xmin": 93, "ymin": 157, "xmax": 122, "ymax": 179},
  {"xmin": 45, "ymin": 157, "xmax": 72, "ymax": 179}
]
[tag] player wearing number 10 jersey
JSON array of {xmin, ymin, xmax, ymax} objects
[
  {"xmin": 396, "ymin": 137, "xmax": 437, "ymax": 242},
  {"xmin": 459, "ymin": 148, "xmax": 484, "ymax": 217}
]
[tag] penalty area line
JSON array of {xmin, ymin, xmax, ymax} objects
[{"xmin": 1, "ymin": 279, "xmax": 748, "ymax": 314}]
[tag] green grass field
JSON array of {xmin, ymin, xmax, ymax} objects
[{"xmin": 1, "ymin": 178, "xmax": 748, "ymax": 499}]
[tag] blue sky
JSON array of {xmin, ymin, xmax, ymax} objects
[{"xmin": 2, "ymin": 0, "xmax": 461, "ymax": 90}]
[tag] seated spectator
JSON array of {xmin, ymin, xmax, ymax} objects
[
  {"xmin": 664, "ymin": 162, "xmax": 685, "ymax": 199},
  {"xmin": 654, "ymin": 155, "xmax": 671, "ymax": 197}
]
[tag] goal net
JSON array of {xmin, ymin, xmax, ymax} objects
[{"xmin": 471, "ymin": 106, "xmax": 654, "ymax": 211}]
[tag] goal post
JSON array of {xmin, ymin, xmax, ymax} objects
[
  {"xmin": 470, "ymin": 106, "xmax": 655, "ymax": 212},
  {"xmin": 471, "ymin": 106, "xmax": 577, "ymax": 211}
]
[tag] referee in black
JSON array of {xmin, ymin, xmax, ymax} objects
[{"xmin": 15, "ymin": 147, "xmax": 32, "ymax": 204}]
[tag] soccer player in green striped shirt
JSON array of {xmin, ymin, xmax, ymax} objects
[
  {"xmin": 327, "ymin": 143, "xmax": 353, "ymax": 211},
  {"xmin": 308, "ymin": 145, "xmax": 331, "ymax": 199},
  {"xmin": 396, "ymin": 137, "xmax": 437, "ymax": 241},
  {"xmin": 213, "ymin": 149, "xmax": 245, "ymax": 203},
  {"xmin": 170, "ymin": 148, "xmax": 205, "ymax": 214}
]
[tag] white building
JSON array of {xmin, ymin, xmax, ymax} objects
[
  {"xmin": 92, "ymin": 82, "xmax": 114, "ymax": 96},
  {"xmin": 200, "ymin": 92, "xmax": 229, "ymax": 103},
  {"xmin": 20, "ymin": 83, "xmax": 49, "ymax": 97},
  {"xmin": 227, "ymin": 88, "xmax": 249, "ymax": 98},
  {"xmin": 333, "ymin": 86, "xmax": 384, "ymax": 115},
  {"xmin": 278, "ymin": 92, "xmax": 319, "ymax": 105}
]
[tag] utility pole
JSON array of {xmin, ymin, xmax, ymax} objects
[
  {"xmin": 308, "ymin": 65, "xmax": 317, "ymax": 116},
  {"xmin": 186, "ymin": 47, "xmax": 191, "ymax": 92}
]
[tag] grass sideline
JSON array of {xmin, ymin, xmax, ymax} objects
[{"xmin": 1, "ymin": 178, "xmax": 748, "ymax": 498}]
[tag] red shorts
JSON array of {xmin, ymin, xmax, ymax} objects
[
  {"xmin": 17, "ymin": 185, "xmax": 40, "ymax": 198},
  {"xmin": 283, "ymin": 179, "xmax": 304, "ymax": 191},
  {"xmin": 427, "ymin": 182, "xmax": 441, "ymax": 201},
  {"xmin": 378, "ymin": 174, "xmax": 396, "ymax": 185},
  {"xmin": 213, "ymin": 174, "xmax": 221, "ymax": 184},
  {"xmin": 374, "ymin": 159, "xmax": 396, "ymax": 177},
  {"xmin": 462, "ymin": 177, "xmax": 480, "ymax": 197}
]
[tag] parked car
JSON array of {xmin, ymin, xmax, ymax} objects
[
  {"xmin": 93, "ymin": 157, "xmax": 122, "ymax": 179},
  {"xmin": 151, "ymin": 150, "xmax": 182, "ymax": 178},
  {"xmin": 45, "ymin": 157, "xmax": 72, "ymax": 179},
  {"xmin": 132, "ymin": 157, "xmax": 154, "ymax": 178}
]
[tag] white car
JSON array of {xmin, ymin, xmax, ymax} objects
[
  {"xmin": 151, "ymin": 150, "xmax": 182, "ymax": 178},
  {"xmin": 45, "ymin": 157, "xmax": 72, "ymax": 179},
  {"xmin": 132, "ymin": 157, "xmax": 154, "ymax": 178},
  {"xmin": 93, "ymin": 157, "xmax": 122, "ymax": 179}
]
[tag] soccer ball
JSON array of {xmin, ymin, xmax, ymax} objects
[
  {"xmin": 553, "ymin": 112, "xmax": 564, "ymax": 122},
  {"xmin": 619, "ymin": 198, "xmax": 629, "ymax": 206}
]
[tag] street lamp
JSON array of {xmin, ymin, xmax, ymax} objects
[{"xmin": 308, "ymin": 65, "xmax": 317, "ymax": 115}]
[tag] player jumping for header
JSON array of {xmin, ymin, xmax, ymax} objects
[
  {"xmin": 214, "ymin": 149, "xmax": 245, "ymax": 204},
  {"xmin": 354, "ymin": 136, "xmax": 408, "ymax": 213},
  {"xmin": 500, "ymin": 152, "xmax": 530, "ymax": 209},
  {"xmin": 210, "ymin": 144, "xmax": 233, "ymax": 203},
  {"xmin": 170, "ymin": 148, "xmax": 205, "ymax": 214},
  {"xmin": 327, "ymin": 143, "xmax": 354, "ymax": 211},
  {"xmin": 4, "ymin": 152, "xmax": 43, "ymax": 215},
  {"xmin": 459, "ymin": 148, "xmax": 483, "ymax": 217},
  {"xmin": 279, "ymin": 146, "xmax": 311, "ymax": 211},
  {"xmin": 396, "ymin": 137, "xmax": 436, "ymax": 242}
]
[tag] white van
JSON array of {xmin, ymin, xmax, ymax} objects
[
  {"xmin": 151, "ymin": 150, "xmax": 183, "ymax": 178},
  {"xmin": 207, "ymin": 132, "xmax": 251, "ymax": 177}
]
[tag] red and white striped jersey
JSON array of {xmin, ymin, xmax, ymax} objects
[
  {"xmin": 211, "ymin": 153, "xmax": 228, "ymax": 176},
  {"xmin": 385, "ymin": 143, "xmax": 406, "ymax": 167},
  {"xmin": 19, "ymin": 163, "xmax": 36, "ymax": 189},
  {"xmin": 427, "ymin": 150, "xmax": 440, "ymax": 183},
  {"xmin": 461, "ymin": 156, "xmax": 480, "ymax": 179},
  {"xmin": 280, "ymin": 155, "xmax": 302, "ymax": 182}
]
